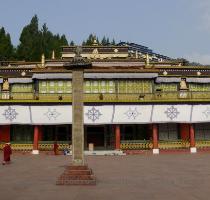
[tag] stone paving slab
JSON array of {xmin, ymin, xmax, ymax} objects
[{"xmin": 0, "ymin": 152, "xmax": 210, "ymax": 200}]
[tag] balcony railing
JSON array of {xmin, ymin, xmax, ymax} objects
[{"xmin": 1, "ymin": 91, "xmax": 210, "ymax": 102}]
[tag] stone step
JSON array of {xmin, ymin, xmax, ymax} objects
[
  {"xmin": 59, "ymin": 174, "xmax": 95, "ymax": 180},
  {"xmin": 66, "ymin": 165, "xmax": 89, "ymax": 170},
  {"xmin": 56, "ymin": 165, "xmax": 96, "ymax": 185},
  {"xmin": 63, "ymin": 170, "xmax": 92, "ymax": 175},
  {"xmin": 56, "ymin": 179, "xmax": 96, "ymax": 185}
]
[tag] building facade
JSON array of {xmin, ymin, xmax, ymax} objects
[{"xmin": 0, "ymin": 45, "xmax": 210, "ymax": 154}]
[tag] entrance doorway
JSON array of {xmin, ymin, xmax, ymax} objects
[{"xmin": 86, "ymin": 126, "xmax": 105, "ymax": 149}]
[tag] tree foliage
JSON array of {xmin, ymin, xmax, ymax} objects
[
  {"xmin": 0, "ymin": 16, "xmax": 120, "ymax": 62},
  {"xmin": 82, "ymin": 34, "xmax": 116, "ymax": 46},
  {"xmin": 17, "ymin": 15, "xmax": 41, "ymax": 61},
  {"xmin": 16, "ymin": 15, "xmax": 68, "ymax": 61},
  {"xmin": 0, "ymin": 27, "xmax": 14, "ymax": 60}
]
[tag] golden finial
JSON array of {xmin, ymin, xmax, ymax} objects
[
  {"xmin": 41, "ymin": 54, "xmax": 45, "ymax": 67},
  {"xmin": 146, "ymin": 54, "xmax": 150, "ymax": 66},
  {"xmin": 52, "ymin": 50, "xmax": 55, "ymax": 59}
]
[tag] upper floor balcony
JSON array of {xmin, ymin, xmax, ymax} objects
[{"xmin": 1, "ymin": 91, "xmax": 210, "ymax": 103}]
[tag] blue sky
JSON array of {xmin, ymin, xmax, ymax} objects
[{"xmin": 0, "ymin": 0, "xmax": 210, "ymax": 64}]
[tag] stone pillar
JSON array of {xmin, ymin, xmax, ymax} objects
[
  {"xmin": 115, "ymin": 125, "xmax": 121, "ymax": 150},
  {"xmin": 152, "ymin": 124, "xmax": 159, "ymax": 154},
  {"xmin": 32, "ymin": 125, "xmax": 39, "ymax": 154},
  {"xmin": 72, "ymin": 69, "xmax": 84, "ymax": 166},
  {"xmin": 190, "ymin": 124, "xmax": 197, "ymax": 153},
  {"xmin": 56, "ymin": 47, "xmax": 96, "ymax": 185}
]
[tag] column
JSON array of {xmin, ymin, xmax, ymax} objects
[
  {"xmin": 72, "ymin": 69, "xmax": 84, "ymax": 166},
  {"xmin": 115, "ymin": 125, "xmax": 121, "ymax": 150},
  {"xmin": 190, "ymin": 124, "xmax": 197, "ymax": 153},
  {"xmin": 32, "ymin": 125, "xmax": 39, "ymax": 154},
  {"xmin": 152, "ymin": 124, "xmax": 159, "ymax": 154},
  {"xmin": 38, "ymin": 126, "xmax": 43, "ymax": 141},
  {"xmin": 180, "ymin": 123, "xmax": 190, "ymax": 140}
]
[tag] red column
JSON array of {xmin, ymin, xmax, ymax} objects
[
  {"xmin": 180, "ymin": 123, "xmax": 190, "ymax": 140},
  {"xmin": 38, "ymin": 126, "xmax": 43, "ymax": 141},
  {"xmin": 33, "ymin": 125, "xmax": 39, "ymax": 154},
  {"xmin": 152, "ymin": 124, "xmax": 159, "ymax": 154},
  {"xmin": 115, "ymin": 125, "xmax": 121, "ymax": 150},
  {"xmin": 190, "ymin": 124, "xmax": 195, "ymax": 147},
  {"xmin": 189, "ymin": 124, "xmax": 197, "ymax": 153}
]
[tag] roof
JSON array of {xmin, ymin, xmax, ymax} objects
[
  {"xmin": 32, "ymin": 72, "xmax": 158, "ymax": 79},
  {"xmin": 186, "ymin": 78, "xmax": 210, "ymax": 83},
  {"xmin": 156, "ymin": 77, "xmax": 181, "ymax": 83},
  {"xmin": 8, "ymin": 78, "xmax": 33, "ymax": 83},
  {"xmin": 32, "ymin": 73, "xmax": 72, "ymax": 79}
]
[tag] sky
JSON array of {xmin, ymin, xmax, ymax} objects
[{"xmin": 0, "ymin": 0, "xmax": 210, "ymax": 64}]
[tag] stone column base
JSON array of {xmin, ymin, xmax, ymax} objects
[
  {"xmin": 56, "ymin": 165, "xmax": 96, "ymax": 185},
  {"xmin": 32, "ymin": 150, "xmax": 39, "ymax": 154},
  {"xmin": 153, "ymin": 148, "xmax": 159, "ymax": 154},
  {"xmin": 190, "ymin": 147, "xmax": 197, "ymax": 153}
]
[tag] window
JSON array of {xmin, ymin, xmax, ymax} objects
[
  {"xmin": 155, "ymin": 83, "xmax": 177, "ymax": 92},
  {"xmin": 195, "ymin": 123, "xmax": 210, "ymax": 140},
  {"xmin": 42, "ymin": 81, "xmax": 46, "ymax": 86},
  {"xmin": 85, "ymin": 81, "xmax": 90, "ymax": 86},
  {"xmin": 108, "ymin": 81, "xmax": 115, "ymax": 93},
  {"xmin": 58, "ymin": 81, "xmax": 63, "ymax": 86},
  {"xmin": 100, "ymin": 81, "xmax": 107, "ymax": 93},
  {"xmin": 93, "ymin": 81, "xmax": 98, "ymax": 86},
  {"xmin": 159, "ymin": 124, "xmax": 178, "ymax": 140},
  {"xmin": 66, "ymin": 81, "xmax": 71, "ymax": 86},
  {"xmin": 50, "ymin": 81, "xmax": 54, "ymax": 86}
]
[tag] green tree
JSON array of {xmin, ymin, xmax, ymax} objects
[
  {"xmin": 83, "ymin": 34, "xmax": 95, "ymax": 45},
  {"xmin": 106, "ymin": 37, "xmax": 110, "ymax": 45},
  {"xmin": 0, "ymin": 27, "xmax": 14, "ymax": 60},
  {"xmin": 50, "ymin": 34, "xmax": 68, "ymax": 58},
  {"xmin": 40, "ymin": 24, "xmax": 69, "ymax": 58},
  {"xmin": 70, "ymin": 40, "xmax": 75, "ymax": 46},
  {"xmin": 101, "ymin": 36, "xmax": 106, "ymax": 45},
  {"xmin": 17, "ymin": 15, "xmax": 69, "ymax": 60},
  {"xmin": 17, "ymin": 15, "xmax": 42, "ymax": 61},
  {"xmin": 40, "ymin": 23, "xmax": 53, "ymax": 58},
  {"xmin": 111, "ymin": 39, "xmax": 116, "ymax": 45}
]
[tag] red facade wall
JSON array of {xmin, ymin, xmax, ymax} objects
[{"xmin": 0, "ymin": 125, "xmax": 10, "ymax": 142}]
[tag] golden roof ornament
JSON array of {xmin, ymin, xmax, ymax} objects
[
  {"xmin": 93, "ymin": 36, "xmax": 98, "ymax": 46},
  {"xmin": 180, "ymin": 78, "xmax": 188, "ymax": 90},
  {"xmin": 135, "ymin": 51, "xmax": 138, "ymax": 59},
  {"xmin": 2, "ymin": 79, "xmax": 9, "ymax": 91},
  {"xmin": 52, "ymin": 50, "xmax": 55, "ymax": 59},
  {"xmin": 197, "ymin": 71, "xmax": 201, "ymax": 76},
  {"xmin": 145, "ymin": 54, "xmax": 150, "ymax": 66},
  {"xmin": 92, "ymin": 48, "xmax": 98, "ymax": 54},
  {"xmin": 41, "ymin": 54, "xmax": 45, "ymax": 67},
  {"xmin": 114, "ymin": 48, "xmax": 118, "ymax": 53},
  {"xmin": 163, "ymin": 70, "xmax": 168, "ymax": 76}
]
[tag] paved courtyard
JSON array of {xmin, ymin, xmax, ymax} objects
[{"xmin": 0, "ymin": 152, "xmax": 210, "ymax": 200}]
